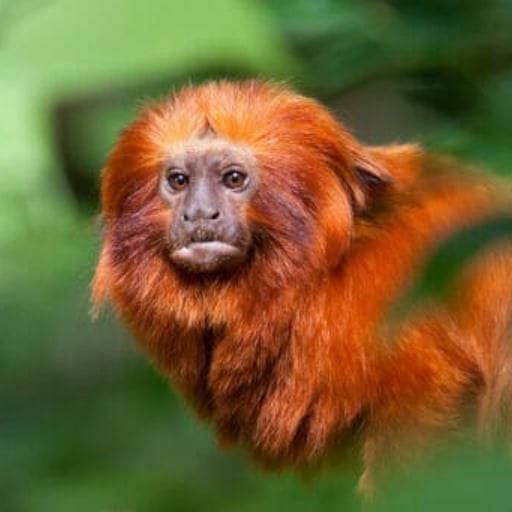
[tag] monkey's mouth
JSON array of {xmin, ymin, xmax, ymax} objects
[{"xmin": 170, "ymin": 241, "xmax": 246, "ymax": 272}]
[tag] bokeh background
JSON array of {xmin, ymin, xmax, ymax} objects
[{"xmin": 1, "ymin": 1, "xmax": 511, "ymax": 511}]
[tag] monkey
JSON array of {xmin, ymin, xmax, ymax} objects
[{"xmin": 92, "ymin": 80, "xmax": 512, "ymax": 494}]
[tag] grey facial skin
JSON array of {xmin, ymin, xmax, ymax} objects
[{"xmin": 159, "ymin": 139, "xmax": 259, "ymax": 273}]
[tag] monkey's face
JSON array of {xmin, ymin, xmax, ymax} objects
[{"xmin": 159, "ymin": 139, "xmax": 259, "ymax": 273}]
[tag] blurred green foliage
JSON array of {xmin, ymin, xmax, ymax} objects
[
  {"xmin": 1, "ymin": 1, "xmax": 511, "ymax": 511},
  {"xmin": 269, "ymin": 0, "xmax": 512, "ymax": 174}
]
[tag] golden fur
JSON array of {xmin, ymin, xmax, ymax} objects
[{"xmin": 93, "ymin": 80, "xmax": 512, "ymax": 492}]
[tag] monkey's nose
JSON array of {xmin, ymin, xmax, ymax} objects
[{"xmin": 182, "ymin": 208, "xmax": 220, "ymax": 223}]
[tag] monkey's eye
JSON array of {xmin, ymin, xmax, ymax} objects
[
  {"xmin": 222, "ymin": 169, "xmax": 247, "ymax": 190},
  {"xmin": 165, "ymin": 171, "xmax": 189, "ymax": 191}
]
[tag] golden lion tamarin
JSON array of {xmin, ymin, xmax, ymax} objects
[{"xmin": 92, "ymin": 80, "xmax": 512, "ymax": 493}]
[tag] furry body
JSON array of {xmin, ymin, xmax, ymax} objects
[{"xmin": 93, "ymin": 80, "xmax": 512, "ymax": 490}]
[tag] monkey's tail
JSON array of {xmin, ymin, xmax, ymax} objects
[{"xmin": 452, "ymin": 241, "xmax": 512, "ymax": 444}]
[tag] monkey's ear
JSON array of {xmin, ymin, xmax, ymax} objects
[{"xmin": 349, "ymin": 148, "xmax": 394, "ymax": 213}]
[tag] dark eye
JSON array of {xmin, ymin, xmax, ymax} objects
[
  {"xmin": 165, "ymin": 171, "xmax": 189, "ymax": 191},
  {"xmin": 222, "ymin": 169, "xmax": 247, "ymax": 190}
]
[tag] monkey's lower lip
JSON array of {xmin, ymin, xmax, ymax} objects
[{"xmin": 171, "ymin": 241, "xmax": 244, "ymax": 271}]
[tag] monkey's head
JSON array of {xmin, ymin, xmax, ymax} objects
[{"xmin": 94, "ymin": 80, "xmax": 400, "ymax": 315}]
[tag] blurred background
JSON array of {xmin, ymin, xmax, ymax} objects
[{"xmin": 1, "ymin": 1, "xmax": 511, "ymax": 511}]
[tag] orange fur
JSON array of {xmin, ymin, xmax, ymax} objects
[{"xmin": 92, "ymin": 80, "xmax": 512, "ymax": 491}]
